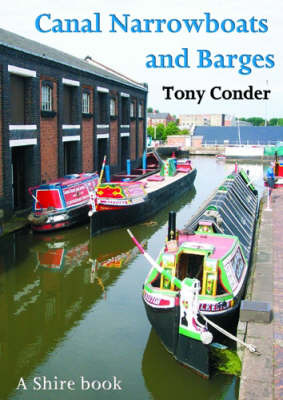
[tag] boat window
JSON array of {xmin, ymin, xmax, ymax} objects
[
  {"xmin": 176, "ymin": 253, "xmax": 204, "ymax": 286},
  {"xmin": 150, "ymin": 273, "xmax": 161, "ymax": 288}
]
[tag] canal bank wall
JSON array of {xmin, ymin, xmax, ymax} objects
[
  {"xmin": 237, "ymin": 188, "xmax": 283, "ymax": 400},
  {"xmin": 0, "ymin": 209, "xmax": 29, "ymax": 237}
]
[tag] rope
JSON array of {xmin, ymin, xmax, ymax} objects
[{"xmin": 200, "ymin": 312, "xmax": 260, "ymax": 355}]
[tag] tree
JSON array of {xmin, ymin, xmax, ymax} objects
[
  {"xmin": 269, "ymin": 118, "xmax": 283, "ymax": 126},
  {"xmin": 147, "ymin": 107, "xmax": 153, "ymax": 113},
  {"xmin": 247, "ymin": 117, "xmax": 265, "ymax": 126},
  {"xmin": 165, "ymin": 121, "xmax": 179, "ymax": 136},
  {"xmin": 147, "ymin": 126, "xmax": 154, "ymax": 137},
  {"xmin": 156, "ymin": 123, "xmax": 166, "ymax": 140},
  {"xmin": 239, "ymin": 117, "xmax": 265, "ymax": 126},
  {"xmin": 179, "ymin": 129, "xmax": 190, "ymax": 135}
]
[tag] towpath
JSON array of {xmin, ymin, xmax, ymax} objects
[{"xmin": 238, "ymin": 187, "xmax": 283, "ymax": 400}]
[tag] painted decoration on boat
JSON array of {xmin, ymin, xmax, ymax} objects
[
  {"xmin": 129, "ymin": 169, "xmax": 258, "ymax": 378},
  {"xmin": 28, "ymin": 172, "xmax": 99, "ymax": 231}
]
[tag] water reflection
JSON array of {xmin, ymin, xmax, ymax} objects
[
  {"xmin": 0, "ymin": 187, "xmax": 197, "ymax": 400},
  {"xmin": 142, "ymin": 329, "xmax": 239, "ymax": 400}
]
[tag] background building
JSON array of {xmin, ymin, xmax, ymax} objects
[
  {"xmin": 0, "ymin": 28, "xmax": 147, "ymax": 216},
  {"xmin": 147, "ymin": 112, "xmax": 175, "ymax": 127},
  {"xmin": 178, "ymin": 113, "xmax": 253, "ymax": 129},
  {"xmin": 179, "ymin": 113, "xmax": 225, "ymax": 128}
]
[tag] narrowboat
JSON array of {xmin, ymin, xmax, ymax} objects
[
  {"xmin": 28, "ymin": 173, "xmax": 99, "ymax": 232},
  {"xmin": 28, "ymin": 151, "xmax": 161, "ymax": 232},
  {"xmin": 129, "ymin": 169, "xmax": 258, "ymax": 378},
  {"xmin": 89, "ymin": 158, "xmax": 196, "ymax": 236}
]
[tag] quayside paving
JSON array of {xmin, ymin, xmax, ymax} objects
[{"xmin": 238, "ymin": 188, "xmax": 283, "ymax": 400}]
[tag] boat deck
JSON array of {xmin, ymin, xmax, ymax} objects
[
  {"xmin": 177, "ymin": 233, "xmax": 236, "ymax": 259},
  {"xmin": 142, "ymin": 170, "xmax": 194, "ymax": 194}
]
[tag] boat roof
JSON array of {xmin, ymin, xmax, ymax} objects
[
  {"xmin": 177, "ymin": 233, "xmax": 236, "ymax": 260},
  {"xmin": 36, "ymin": 173, "xmax": 98, "ymax": 189}
]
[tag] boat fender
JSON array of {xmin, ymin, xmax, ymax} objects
[
  {"xmin": 200, "ymin": 330, "xmax": 213, "ymax": 345},
  {"xmin": 27, "ymin": 213, "xmax": 48, "ymax": 225},
  {"xmin": 88, "ymin": 210, "xmax": 95, "ymax": 217}
]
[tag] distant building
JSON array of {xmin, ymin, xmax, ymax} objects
[
  {"xmin": 0, "ymin": 28, "xmax": 147, "ymax": 216},
  {"xmin": 147, "ymin": 112, "xmax": 175, "ymax": 127},
  {"xmin": 179, "ymin": 114, "xmax": 225, "ymax": 127}
]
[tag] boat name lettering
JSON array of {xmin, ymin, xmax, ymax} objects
[
  {"xmin": 199, "ymin": 300, "xmax": 232, "ymax": 312},
  {"xmin": 144, "ymin": 292, "xmax": 161, "ymax": 306},
  {"xmin": 63, "ymin": 185, "xmax": 88, "ymax": 195},
  {"xmin": 65, "ymin": 196, "xmax": 89, "ymax": 206},
  {"xmin": 98, "ymin": 198, "xmax": 129, "ymax": 206}
]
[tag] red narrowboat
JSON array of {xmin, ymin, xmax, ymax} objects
[{"xmin": 28, "ymin": 173, "xmax": 99, "ymax": 232}]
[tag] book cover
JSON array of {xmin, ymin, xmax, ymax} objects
[{"xmin": 0, "ymin": 1, "xmax": 280, "ymax": 399}]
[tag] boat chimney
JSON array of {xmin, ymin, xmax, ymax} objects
[{"xmin": 168, "ymin": 211, "xmax": 176, "ymax": 241}]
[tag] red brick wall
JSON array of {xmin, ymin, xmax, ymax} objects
[
  {"xmin": 130, "ymin": 120, "xmax": 136, "ymax": 160},
  {"xmin": 0, "ymin": 66, "xmax": 3, "ymax": 196},
  {"xmin": 167, "ymin": 136, "xmax": 187, "ymax": 147},
  {"xmin": 138, "ymin": 120, "xmax": 144, "ymax": 158},
  {"xmin": 40, "ymin": 77, "xmax": 58, "ymax": 182},
  {"xmin": 191, "ymin": 136, "xmax": 203, "ymax": 148},
  {"xmin": 82, "ymin": 86, "xmax": 94, "ymax": 172},
  {"xmin": 110, "ymin": 119, "xmax": 118, "ymax": 165}
]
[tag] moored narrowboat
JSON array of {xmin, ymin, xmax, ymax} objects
[
  {"xmin": 28, "ymin": 173, "xmax": 99, "ymax": 232},
  {"xmin": 90, "ymin": 158, "xmax": 196, "ymax": 236},
  {"xmin": 129, "ymin": 170, "xmax": 258, "ymax": 378}
]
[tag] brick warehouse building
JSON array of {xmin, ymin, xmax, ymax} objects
[{"xmin": 0, "ymin": 28, "xmax": 147, "ymax": 217}]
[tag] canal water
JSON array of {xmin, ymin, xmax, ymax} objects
[{"xmin": 0, "ymin": 156, "xmax": 266, "ymax": 400}]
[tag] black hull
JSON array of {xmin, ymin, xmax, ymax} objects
[
  {"xmin": 143, "ymin": 301, "xmax": 210, "ymax": 378},
  {"xmin": 143, "ymin": 299, "xmax": 242, "ymax": 378},
  {"xmin": 142, "ymin": 171, "xmax": 259, "ymax": 378},
  {"xmin": 90, "ymin": 169, "xmax": 197, "ymax": 236}
]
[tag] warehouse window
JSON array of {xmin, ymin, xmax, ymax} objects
[
  {"xmin": 98, "ymin": 92, "xmax": 107, "ymax": 124},
  {"xmin": 110, "ymin": 97, "xmax": 116, "ymax": 117},
  {"xmin": 121, "ymin": 97, "xmax": 129, "ymax": 124},
  {"xmin": 82, "ymin": 92, "xmax": 90, "ymax": 114},
  {"xmin": 130, "ymin": 101, "xmax": 135, "ymax": 118},
  {"xmin": 41, "ymin": 84, "xmax": 53, "ymax": 111},
  {"xmin": 138, "ymin": 103, "xmax": 143, "ymax": 118}
]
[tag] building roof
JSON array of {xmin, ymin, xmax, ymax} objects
[
  {"xmin": 0, "ymin": 28, "xmax": 147, "ymax": 92},
  {"xmin": 194, "ymin": 126, "xmax": 283, "ymax": 145},
  {"xmin": 147, "ymin": 113, "xmax": 171, "ymax": 119}
]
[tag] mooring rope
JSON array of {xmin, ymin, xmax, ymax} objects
[{"xmin": 199, "ymin": 312, "xmax": 260, "ymax": 355}]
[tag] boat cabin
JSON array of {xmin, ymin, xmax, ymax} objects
[
  {"xmin": 148, "ymin": 231, "xmax": 246, "ymax": 299},
  {"xmin": 29, "ymin": 172, "xmax": 99, "ymax": 212}
]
